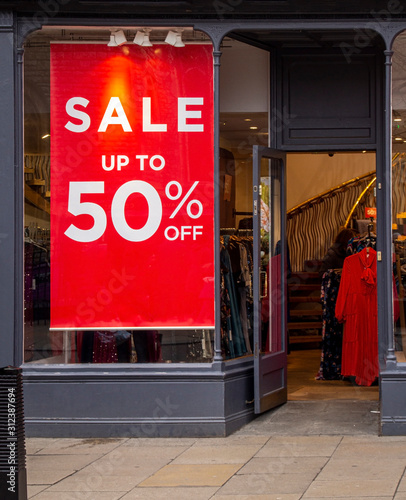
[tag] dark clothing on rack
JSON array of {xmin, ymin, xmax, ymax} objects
[
  {"xmin": 220, "ymin": 234, "xmax": 254, "ymax": 358},
  {"xmin": 346, "ymin": 235, "xmax": 377, "ymax": 255},
  {"xmin": 317, "ymin": 269, "xmax": 343, "ymax": 380},
  {"xmin": 132, "ymin": 331, "xmax": 162, "ymax": 363},
  {"xmin": 220, "ymin": 283, "xmax": 235, "ymax": 359},
  {"xmin": 220, "ymin": 241, "xmax": 246, "ymax": 357}
]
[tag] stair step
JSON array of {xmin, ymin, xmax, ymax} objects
[
  {"xmin": 288, "ymin": 283, "xmax": 321, "ymax": 291},
  {"xmin": 290, "ymin": 272, "xmax": 320, "ymax": 280},
  {"xmin": 288, "ymin": 321, "xmax": 322, "ymax": 330},
  {"xmin": 27, "ymin": 179, "xmax": 45, "ymax": 187},
  {"xmin": 290, "ymin": 334, "xmax": 322, "ymax": 344},
  {"xmin": 289, "ymin": 296, "xmax": 321, "ymax": 303},
  {"xmin": 290, "ymin": 309, "xmax": 322, "ymax": 317}
]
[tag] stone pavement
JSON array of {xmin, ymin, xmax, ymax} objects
[{"xmin": 26, "ymin": 401, "xmax": 406, "ymax": 499}]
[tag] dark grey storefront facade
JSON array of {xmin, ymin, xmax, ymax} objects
[{"xmin": 1, "ymin": 0, "xmax": 406, "ymax": 437}]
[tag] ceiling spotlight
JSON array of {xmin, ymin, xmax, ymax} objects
[
  {"xmin": 108, "ymin": 30, "xmax": 127, "ymax": 47},
  {"xmin": 394, "ymin": 110, "xmax": 402, "ymax": 122},
  {"xmin": 133, "ymin": 29, "xmax": 153, "ymax": 47},
  {"xmin": 165, "ymin": 29, "xmax": 185, "ymax": 47}
]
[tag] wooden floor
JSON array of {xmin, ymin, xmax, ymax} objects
[{"xmin": 287, "ymin": 349, "xmax": 379, "ymax": 401}]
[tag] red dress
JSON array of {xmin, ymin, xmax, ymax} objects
[{"xmin": 335, "ymin": 247, "xmax": 378, "ymax": 386}]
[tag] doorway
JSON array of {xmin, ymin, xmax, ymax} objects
[
  {"xmin": 219, "ymin": 147, "xmax": 381, "ymax": 432},
  {"xmin": 219, "ymin": 141, "xmax": 380, "ymax": 405},
  {"xmin": 219, "ymin": 35, "xmax": 383, "ymax": 416},
  {"xmin": 285, "ymin": 151, "xmax": 379, "ymax": 403}
]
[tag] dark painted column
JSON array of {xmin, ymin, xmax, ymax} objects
[
  {"xmin": 378, "ymin": 49, "xmax": 396, "ymax": 367},
  {"xmin": 0, "ymin": 11, "xmax": 18, "ymax": 368}
]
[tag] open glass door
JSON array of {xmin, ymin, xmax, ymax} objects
[{"xmin": 253, "ymin": 146, "xmax": 288, "ymax": 414}]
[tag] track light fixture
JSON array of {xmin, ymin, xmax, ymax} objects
[
  {"xmin": 165, "ymin": 29, "xmax": 185, "ymax": 47},
  {"xmin": 133, "ymin": 28, "xmax": 153, "ymax": 47},
  {"xmin": 107, "ymin": 30, "xmax": 127, "ymax": 47}
]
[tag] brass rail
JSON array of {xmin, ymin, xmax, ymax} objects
[{"xmin": 287, "ymin": 171, "xmax": 375, "ymax": 217}]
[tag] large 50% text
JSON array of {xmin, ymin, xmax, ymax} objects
[{"xmin": 64, "ymin": 180, "xmax": 204, "ymax": 243}]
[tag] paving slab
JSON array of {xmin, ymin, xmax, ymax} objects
[
  {"xmin": 316, "ymin": 456, "xmax": 406, "ymax": 481},
  {"xmin": 30, "ymin": 491, "xmax": 126, "ymax": 500},
  {"xmin": 193, "ymin": 436, "xmax": 270, "ymax": 446},
  {"xmin": 34, "ymin": 437, "xmax": 126, "ymax": 455},
  {"xmin": 120, "ymin": 486, "xmax": 219, "ymax": 499},
  {"xmin": 213, "ymin": 495, "xmax": 300, "ymax": 500},
  {"xmin": 26, "ymin": 468, "xmax": 76, "ymax": 485},
  {"xmin": 303, "ymin": 498, "xmax": 393, "ymax": 500},
  {"xmin": 27, "ymin": 485, "xmax": 48, "ymax": 498},
  {"xmin": 76, "ymin": 459, "xmax": 175, "ymax": 483},
  {"xmin": 172, "ymin": 444, "xmax": 263, "ymax": 464},
  {"xmin": 120, "ymin": 437, "xmax": 197, "ymax": 447},
  {"xmin": 102, "ymin": 444, "xmax": 188, "ymax": 464},
  {"xmin": 255, "ymin": 435, "xmax": 342, "ymax": 457},
  {"xmin": 25, "ymin": 438, "xmax": 61, "ymax": 454},
  {"xmin": 138, "ymin": 463, "xmax": 243, "ymax": 487},
  {"xmin": 397, "ymin": 474, "xmax": 406, "ymax": 492},
  {"xmin": 333, "ymin": 436, "xmax": 406, "ymax": 459},
  {"xmin": 215, "ymin": 472, "xmax": 315, "ymax": 496},
  {"xmin": 43, "ymin": 472, "xmax": 142, "ymax": 492},
  {"xmin": 303, "ymin": 479, "xmax": 398, "ymax": 498},
  {"xmin": 27, "ymin": 453, "xmax": 100, "ymax": 471},
  {"xmin": 237, "ymin": 456, "xmax": 329, "ymax": 476}
]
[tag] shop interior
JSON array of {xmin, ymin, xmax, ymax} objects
[{"xmin": 22, "ymin": 28, "xmax": 406, "ymax": 405}]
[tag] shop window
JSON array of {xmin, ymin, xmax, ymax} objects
[
  {"xmin": 392, "ymin": 31, "xmax": 406, "ymax": 363},
  {"xmin": 23, "ymin": 27, "xmax": 215, "ymax": 364},
  {"xmin": 219, "ymin": 39, "xmax": 269, "ymax": 359}
]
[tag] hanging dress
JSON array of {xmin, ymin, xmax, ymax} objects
[{"xmin": 335, "ymin": 247, "xmax": 378, "ymax": 386}]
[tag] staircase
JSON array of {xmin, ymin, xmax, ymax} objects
[{"xmin": 288, "ymin": 270, "xmax": 322, "ymax": 346}]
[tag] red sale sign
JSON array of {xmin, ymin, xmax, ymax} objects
[
  {"xmin": 50, "ymin": 44, "xmax": 214, "ymax": 329},
  {"xmin": 365, "ymin": 207, "xmax": 377, "ymax": 219}
]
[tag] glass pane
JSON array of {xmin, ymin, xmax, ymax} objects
[
  {"xmin": 260, "ymin": 158, "xmax": 283, "ymax": 354},
  {"xmin": 219, "ymin": 38, "xmax": 269, "ymax": 359},
  {"xmin": 23, "ymin": 27, "xmax": 214, "ymax": 364},
  {"xmin": 392, "ymin": 32, "xmax": 406, "ymax": 363}
]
